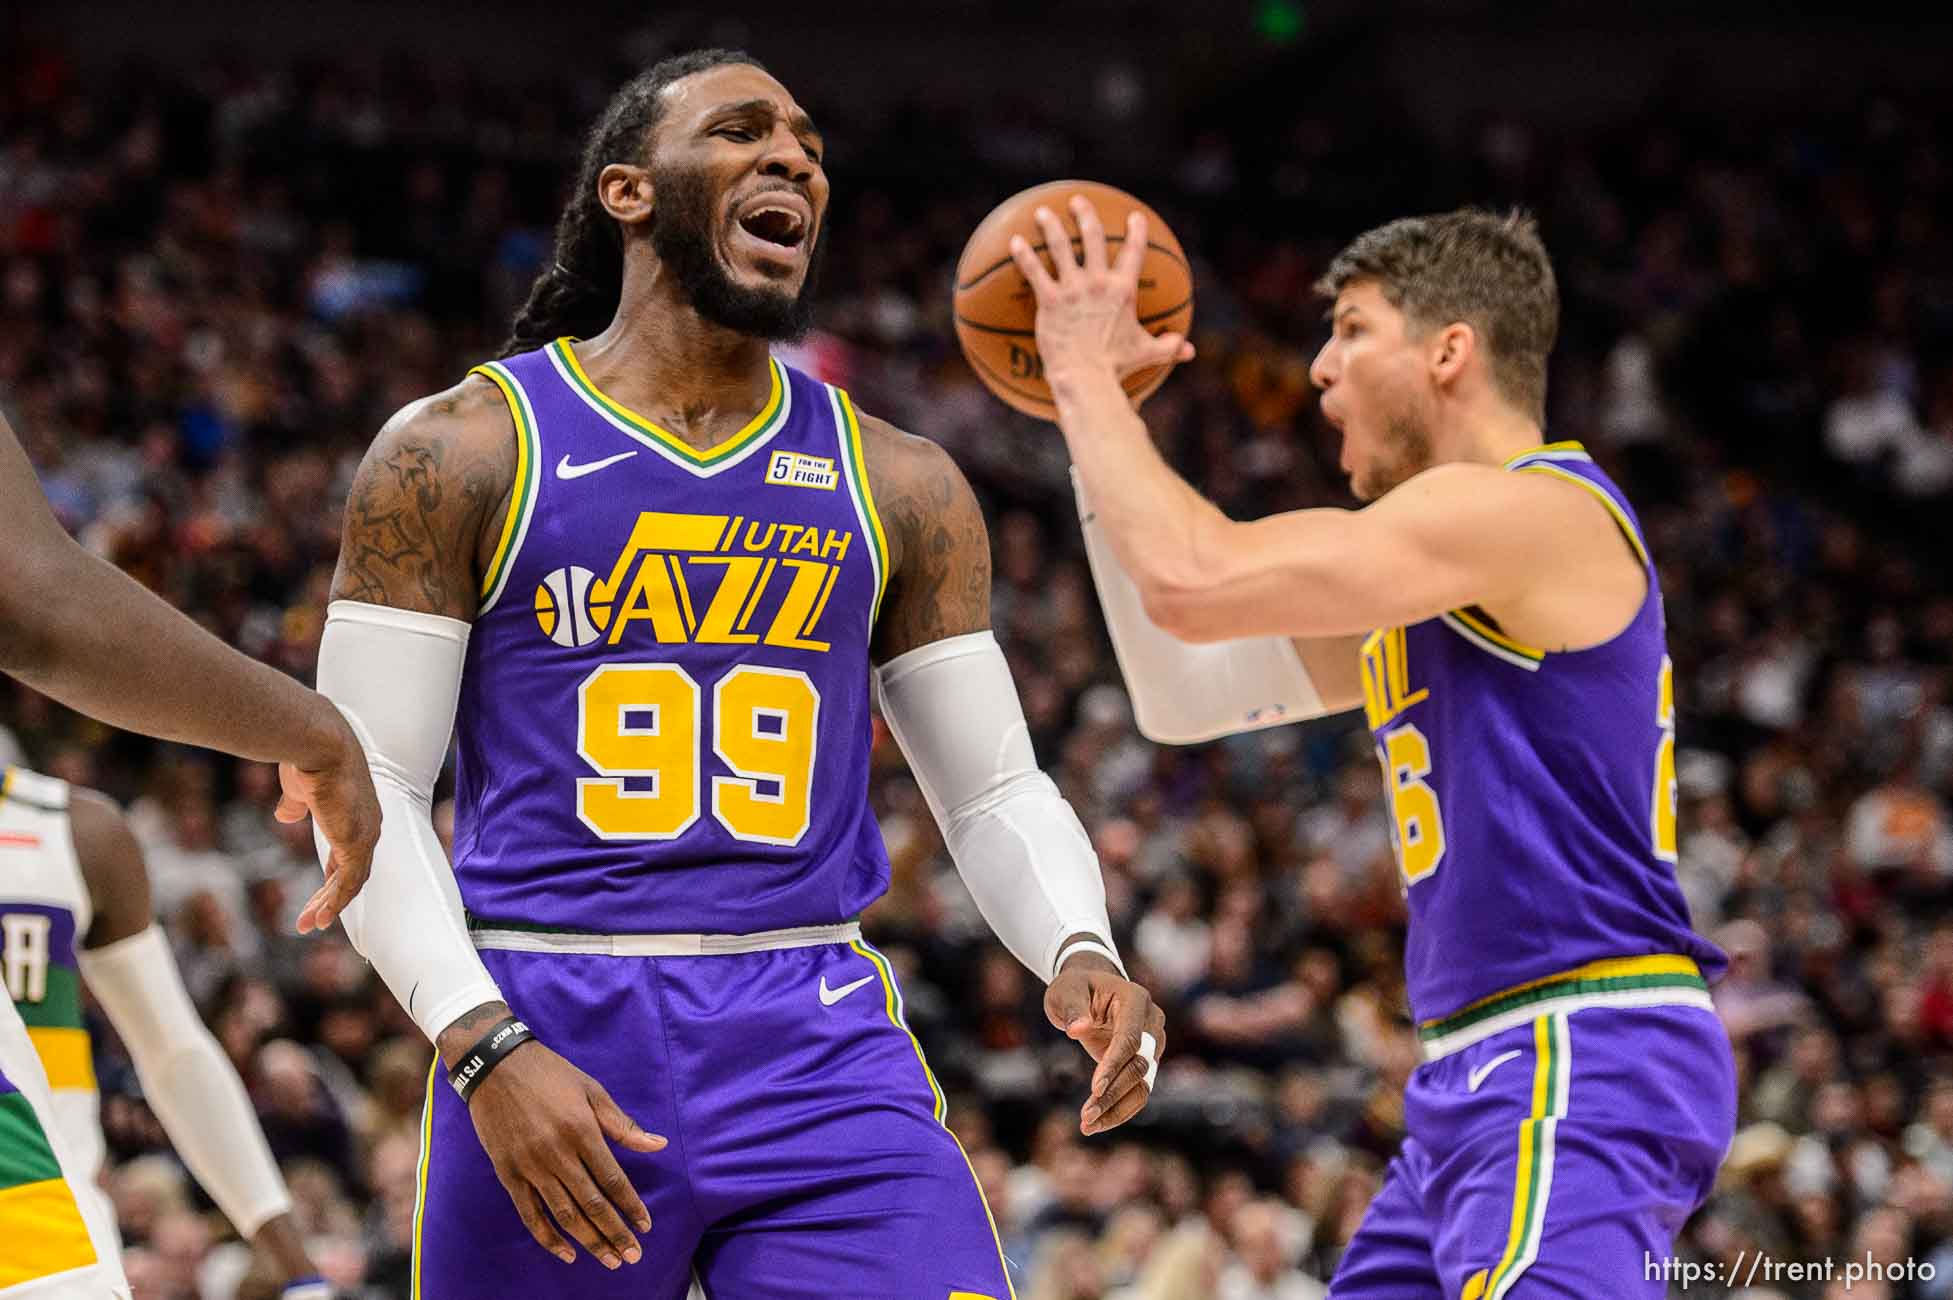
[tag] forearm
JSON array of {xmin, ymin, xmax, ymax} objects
[
  {"xmin": 0, "ymin": 544, "xmax": 343, "ymax": 765},
  {"xmin": 78, "ymin": 928, "xmax": 293, "ymax": 1235},
  {"xmin": 1075, "ymin": 470, "xmax": 1351, "ymax": 740},
  {"xmin": 877, "ymin": 632, "xmax": 1122, "ymax": 981},
  {"xmin": 1048, "ymin": 364, "xmax": 1225, "ymax": 601},
  {"xmin": 318, "ymin": 603, "xmax": 501, "ymax": 1043}
]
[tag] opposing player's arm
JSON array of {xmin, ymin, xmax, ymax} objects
[
  {"xmin": 1136, "ymin": 462, "xmax": 1641, "ymax": 646},
  {"xmin": 863, "ymin": 413, "xmax": 1164, "ymax": 1134},
  {"xmin": 0, "ymin": 412, "xmax": 378, "ymax": 930},
  {"xmin": 69, "ymin": 791, "xmax": 311, "ymax": 1268}
]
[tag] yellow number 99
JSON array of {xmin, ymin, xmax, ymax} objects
[{"xmin": 576, "ymin": 662, "xmax": 820, "ymax": 846}]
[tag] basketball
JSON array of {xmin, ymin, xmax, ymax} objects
[{"xmin": 954, "ymin": 180, "xmax": 1194, "ymax": 420}]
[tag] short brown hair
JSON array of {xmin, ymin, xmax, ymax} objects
[{"xmin": 1315, "ymin": 208, "xmax": 1558, "ymax": 420}]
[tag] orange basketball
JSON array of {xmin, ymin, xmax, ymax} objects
[{"xmin": 954, "ymin": 180, "xmax": 1194, "ymax": 420}]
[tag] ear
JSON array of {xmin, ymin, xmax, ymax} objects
[
  {"xmin": 1428, "ymin": 321, "xmax": 1476, "ymax": 389},
  {"xmin": 598, "ymin": 163, "xmax": 654, "ymax": 226}
]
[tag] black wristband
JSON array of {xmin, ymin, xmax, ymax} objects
[{"xmin": 447, "ymin": 1016, "xmax": 534, "ymax": 1103}]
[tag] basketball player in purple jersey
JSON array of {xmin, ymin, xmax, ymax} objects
[
  {"xmin": 1015, "ymin": 205, "xmax": 1734, "ymax": 1298},
  {"xmin": 313, "ymin": 50, "xmax": 1164, "ymax": 1299}
]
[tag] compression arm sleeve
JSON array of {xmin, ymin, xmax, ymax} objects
[
  {"xmin": 875, "ymin": 631, "xmax": 1122, "ymax": 983},
  {"xmin": 1074, "ymin": 469, "xmax": 1325, "ymax": 744},
  {"xmin": 314, "ymin": 600, "xmax": 501, "ymax": 1043},
  {"xmin": 77, "ymin": 926, "xmax": 292, "ymax": 1235}
]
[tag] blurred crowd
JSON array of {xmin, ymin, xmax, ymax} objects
[{"xmin": 3, "ymin": 32, "xmax": 1953, "ymax": 1300}]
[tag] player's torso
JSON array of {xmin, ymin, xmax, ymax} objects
[
  {"xmin": 452, "ymin": 340, "xmax": 892, "ymax": 934},
  {"xmin": 1360, "ymin": 444, "xmax": 1724, "ymax": 1038}
]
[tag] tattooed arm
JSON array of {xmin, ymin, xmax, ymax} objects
[
  {"xmin": 861, "ymin": 412, "xmax": 1166, "ymax": 1136},
  {"xmin": 323, "ymin": 378, "xmax": 665, "ymax": 1267},
  {"xmin": 330, "ymin": 376, "xmax": 519, "ymax": 619}
]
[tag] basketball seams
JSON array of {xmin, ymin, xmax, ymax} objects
[{"xmin": 953, "ymin": 292, "xmax": 1195, "ymax": 339}]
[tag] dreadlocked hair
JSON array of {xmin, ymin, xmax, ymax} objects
[{"xmin": 501, "ymin": 48, "xmax": 766, "ymax": 357}]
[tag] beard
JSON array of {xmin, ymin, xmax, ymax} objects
[
  {"xmin": 649, "ymin": 162, "xmax": 822, "ymax": 342},
  {"xmin": 1350, "ymin": 402, "xmax": 1435, "ymax": 502}
]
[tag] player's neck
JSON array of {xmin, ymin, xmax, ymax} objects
[
  {"xmin": 1440, "ymin": 398, "xmax": 1545, "ymax": 469},
  {"xmin": 574, "ymin": 278, "xmax": 777, "ymax": 451}
]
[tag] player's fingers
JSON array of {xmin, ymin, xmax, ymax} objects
[
  {"xmin": 1147, "ymin": 331, "xmax": 1193, "ymax": 365},
  {"xmin": 1008, "ymin": 234, "xmax": 1057, "ymax": 297},
  {"xmin": 1087, "ymin": 1053, "xmax": 1150, "ymax": 1118},
  {"xmin": 1070, "ymin": 195, "xmax": 1108, "ymax": 276},
  {"xmin": 588, "ymin": 1083, "xmax": 668, "ymax": 1158},
  {"xmin": 1084, "ymin": 1073, "xmax": 1154, "ymax": 1135},
  {"xmin": 274, "ymin": 792, "xmax": 308, "ymax": 823},
  {"xmin": 1089, "ymin": 990, "xmax": 1151, "ymax": 1094},
  {"xmin": 509, "ymin": 1178, "xmax": 576, "ymax": 1264},
  {"xmin": 560, "ymin": 1156, "xmax": 644, "ymax": 1267},
  {"xmin": 539, "ymin": 1175, "xmax": 622, "ymax": 1270},
  {"xmin": 295, "ymin": 880, "xmax": 333, "ymax": 935},
  {"xmin": 1113, "ymin": 210, "xmax": 1148, "ymax": 282},
  {"xmin": 1032, "ymin": 206, "xmax": 1078, "ymax": 282}
]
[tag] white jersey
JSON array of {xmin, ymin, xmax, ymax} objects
[{"xmin": 0, "ymin": 769, "xmax": 128, "ymax": 1298}]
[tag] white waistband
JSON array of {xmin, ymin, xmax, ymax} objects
[
  {"xmin": 469, "ymin": 921, "xmax": 862, "ymax": 957},
  {"xmin": 1419, "ymin": 986, "xmax": 1716, "ymax": 1061}
]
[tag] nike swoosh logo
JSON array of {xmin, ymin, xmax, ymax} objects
[
  {"xmin": 818, "ymin": 974, "xmax": 877, "ymax": 1007},
  {"xmin": 555, "ymin": 450, "xmax": 638, "ymax": 480},
  {"xmin": 1468, "ymin": 1048, "xmax": 1524, "ymax": 1093}
]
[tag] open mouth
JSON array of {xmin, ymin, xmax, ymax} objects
[{"xmin": 735, "ymin": 201, "xmax": 808, "ymax": 251}]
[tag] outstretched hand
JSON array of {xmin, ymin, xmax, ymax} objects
[
  {"xmin": 1044, "ymin": 953, "xmax": 1167, "ymax": 1136},
  {"xmin": 1008, "ymin": 195, "xmax": 1195, "ymax": 392}
]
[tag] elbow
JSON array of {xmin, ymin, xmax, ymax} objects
[{"xmin": 1137, "ymin": 576, "xmax": 1223, "ymax": 644}]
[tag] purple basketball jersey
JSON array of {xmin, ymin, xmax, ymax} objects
[
  {"xmin": 450, "ymin": 339, "xmax": 893, "ymax": 934},
  {"xmin": 1360, "ymin": 443, "xmax": 1725, "ymax": 1025}
]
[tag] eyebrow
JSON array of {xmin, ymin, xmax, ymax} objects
[
  {"xmin": 1324, "ymin": 303, "xmax": 1360, "ymax": 324},
  {"xmin": 707, "ymin": 99, "xmax": 823, "ymax": 143}
]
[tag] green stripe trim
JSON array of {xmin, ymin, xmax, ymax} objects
[
  {"xmin": 832, "ymin": 388, "xmax": 889, "ymax": 627},
  {"xmin": 1418, "ymin": 971, "xmax": 1705, "ymax": 1042},
  {"xmin": 853, "ymin": 939, "xmax": 947, "ymax": 1121},
  {"xmin": 0, "ymin": 1092, "xmax": 64, "ymax": 1190},
  {"xmin": 12, "ymin": 964, "xmax": 83, "ymax": 1031},
  {"xmin": 471, "ymin": 361, "xmax": 541, "ymax": 611}
]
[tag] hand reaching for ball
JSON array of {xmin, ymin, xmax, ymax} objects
[{"xmin": 1008, "ymin": 196, "xmax": 1195, "ymax": 395}]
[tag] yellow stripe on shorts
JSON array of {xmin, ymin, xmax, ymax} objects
[
  {"xmin": 0, "ymin": 1176, "xmax": 98, "ymax": 1287},
  {"xmin": 1485, "ymin": 1014, "xmax": 1570, "ymax": 1299}
]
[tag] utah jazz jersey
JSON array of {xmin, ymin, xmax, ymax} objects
[
  {"xmin": 1360, "ymin": 444, "xmax": 1724, "ymax": 1045},
  {"xmin": 451, "ymin": 340, "xmax": 892, "ymax": 935}
]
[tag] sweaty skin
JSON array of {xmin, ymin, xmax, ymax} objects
[{"xmin": 70, "ymin": 792, "xmax": 320, "ymax": 1285}]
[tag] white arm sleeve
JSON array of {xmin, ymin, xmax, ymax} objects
[
  {"xmin": 315, "ymin": 600, "xmax": 502, "ymax": 1042},
  {"xmin": 77, "ymin": 926, "xmax": 292, "ymax": 1236},
  {"xmin": 1074, "ymin": 470, "xmax": 1326, "ymax": 744},
  {"xmin": 875, "ymin": 631, "xmax": 1122, "ymax": 983}
]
